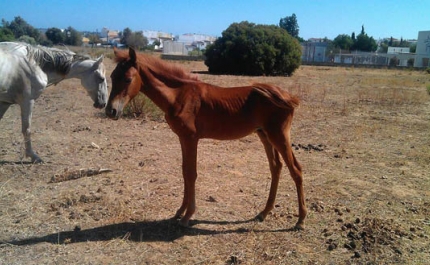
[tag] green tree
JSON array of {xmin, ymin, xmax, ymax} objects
[
  {"xmin": 410, "ymin": 43, "xmax": 416, "ymax": 53},
  {"xmin": 279, "ymin": 13, "xmax": 299, "ymax": 39},
  {"xmin": 38, "ymin": 33, "xmax": 53, "ymax": 47},
  {"xmin": 125, "ymin": 31, "xmax": 148, "ymax": 50},
  {"xmin": 88, "ymin": 34, "xmax": 101, "ymax": 46},
  {"xmin": 147, "ymin": 39, "xmax": 161, "ymax": 51},
  {"xmin": 205, "ymin": 21, "xmax": 302, "ymax": 76},
  {"xmin": 349, "ymin": 26, "xmax": 377, "ymax": 52},
  {"xmin": 392, "ymin": 37, "xmax": 410, "ymax": 47},
  {"xmin": 121, "ymin": 27, "xmax": 133, "ymax": 45},
  {"xmin": 0, "ymin": 26, "xmax": 14, "ymax": 41},
  {"xmin": 64, "ymin": 26, "xmax": 82, "ymax": 46},
  {"xmin": 352, "ymin": 32, "xmax": 377, "ymax": 51},
  {"xmin": 153, "ymin": 39, "xmax": 161, "ymax": 47},
  {"xmin": 333, "ymin": 34, "xmax": 354, "ymax": 50},
  {"xmin": 45, "ymin": 27, "xmax": 65, "ymax": 44},
  {"xmin": 3, "ymin": 16, "xmax": 41, "ymax": 42},
  {"xmin": 379, "ymin": 42, "xmax": 389, "ymax": 53},
  {"xmin": 17, "ymin": 35, "xmax": 37, "ymax": 45},
  {"xmin": 388, "ymin": 37, "xmax": 393, "ymax": 46}
]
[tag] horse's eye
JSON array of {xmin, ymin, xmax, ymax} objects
[{"xmin": 125, "ymin": 77, "xmax": 132, "ymax": 84}]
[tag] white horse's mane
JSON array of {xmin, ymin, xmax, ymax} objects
[{"xmin": 13, "ymin": 42, "xmax": 91, "ymax": 75}]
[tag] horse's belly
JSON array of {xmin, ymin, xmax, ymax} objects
[{"xmin": 199, "ymin": 119, "xmax": 258, "ymax": 140}]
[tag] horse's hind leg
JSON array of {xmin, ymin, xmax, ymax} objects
[
  {"xmin": 266, "ymin": 124, "xmax": 307, "ymax": 230},
  {"xmin": 256, "ymin": 129, "xmax": 283, "ymax": 222},
  {"xmin": 20, "ymin": 99, "xmax": 42, "ymax": 163}
]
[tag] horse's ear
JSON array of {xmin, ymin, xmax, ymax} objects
[
  {"xmin": 129, "ymin": 48, "xmax": 137, "ymax": 64},
  {"xmin": 89, "ymin": 55, "xmax": 104, "ymax": 70},
  {"xmin": 96, "ymin": 55, "xmax": 104, "ymax": 63}
]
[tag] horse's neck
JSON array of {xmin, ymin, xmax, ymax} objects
[
  {"xmin": 139, "ymin": 67, "xmax": 178, "ymax": 113},
  {"xmin": 55, "ymin": 59, "xmax": 92, "ymax": 82},
  {"xmin": 45, "ymin": 72, "xmax": 67, "ymax": 86}
]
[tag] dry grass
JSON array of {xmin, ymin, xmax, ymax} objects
[
  {"xmin": 123, "ymin": 93, "xmax": 164, "ymax": 121},
  {"xmin": 1, "ymin": 57, "xmax": 430, "ymax": 265}
]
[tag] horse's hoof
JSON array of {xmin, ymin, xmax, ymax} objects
[
  {"xmin": 173, "ymin": 211, "xmax": 186, "ymax": 222},
  {"xmin": 28, "ymin": 152, "xmax": 43, "ymax": 164},
  {"xmin": 255, "ymin": 213, "xmax": 266, "ymax": 222},
  {"xmin": 294, "ymin": 223, "xmax": 305, "ymax": 231},
  {"xmin": 172, "ymin": 214, "xmax": 181, "ymax": 220},
  {"xmin": 31, "ymin": 157, "xmax": 43, "ymax": 164}
]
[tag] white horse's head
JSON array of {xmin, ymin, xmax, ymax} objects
[{"xmin": 71, "ymin": 55, "xmax": 108, "ymax": 109}]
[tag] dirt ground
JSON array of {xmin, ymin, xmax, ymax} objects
[{"xmin": 1, "ymin": 55, "xmax": 430, "ymax": 265}]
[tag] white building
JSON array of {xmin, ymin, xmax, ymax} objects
[
  {"xmin": 387, "ymin": 47, "xmax": 410, "ymax": 54},
  {"xmin": 100, "ymin": 27, "xmax": 119, "ymax": 39},
  {"xmin": 163, "ymin": 33, "xmax": 216, "ymax": 55},
  {"xmin": 386, "ymin": 47, "xmax": 411, "ymax": 66},
  {"xmin": 414, "ymin": 30, "xmax": 430, "ymax": 67},
  {"xmin": 176, "ymin": 33, "xmax": 216, "ymax": 50},
  {"xmin": 301, "ymin": 42, "xmax": 328, "ymax": 63},
  {"xmin": 163, "ymin": 41, "xmax": 187, "ymax": 55},
  {"xmin": 99, "ymin": 27, "xmax": 120, "ymax": 45},
  {"xmin": 142, "ymin": 30, "xmax": 173, "ymax": 49}
]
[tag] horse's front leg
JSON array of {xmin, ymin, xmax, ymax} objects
[
  {"xmin": 20, "ymin": 99, "xmax": 42, "ymax": 163},
  {"xmin": 176, "ymin": 137, "xmax": 198, "ymax": 227},
  {"xmin": 173, "ymin": 180, "xmax": 189, "ymax": 219}
]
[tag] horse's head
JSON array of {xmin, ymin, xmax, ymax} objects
[
  {"xmin": 106, "ymin": 47, "xmax": 141, "ymax": 119},
  {"xmin": 79, "ymin": 55, "xmax": 108, "ymax": 109}
]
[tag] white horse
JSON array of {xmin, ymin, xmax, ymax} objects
[{"xmin": 0, "ymin": 42, "xmax": 108, "ymax": 163}]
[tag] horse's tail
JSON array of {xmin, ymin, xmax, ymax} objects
[{"xmin": 252, "ymin": 83, "xmax": 300, "ymax": 110}]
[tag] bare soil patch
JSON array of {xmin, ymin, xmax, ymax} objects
[{"xmin": 1, "ymin": 56, "xmax": 430, "ymax": 264}]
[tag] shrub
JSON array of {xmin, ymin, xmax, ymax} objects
[
  {"xmin": 426, "ymin": 67, "xmax": 430, "ymax": 74},
  {"xmin": 389, "ymin": 57, "xmax": 399, "ymax": 67},
  {"xmin": 123, "ymin": 93, "xmax": 164, "ymax": 121},
  {"xmin": 204, "ymin": 21, "xmax": 302, "ymax": 76}
]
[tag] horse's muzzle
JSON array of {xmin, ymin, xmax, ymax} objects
[
  {"xmin": 105, "ymin": 105, "xmax": 119, "ymax": 119},
  {"xmin": 94, "ymin": 102, "xmax": 106, "ymax": 109}
]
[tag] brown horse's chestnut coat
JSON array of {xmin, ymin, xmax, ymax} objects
[{"xmin": 106, "ymin": 47, "xmax": 307, "ymax": 230}]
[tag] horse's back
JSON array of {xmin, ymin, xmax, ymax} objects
[{"xmin": 185, "ymin": 84, "xmax": 293, "ymax": 139}]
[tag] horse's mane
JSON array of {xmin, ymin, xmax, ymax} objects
[
  {"xmin": 18, "ymin": 42, "xmax": 90, "ymax": 75},
  {"xmin": 115, "ymin": 49, "xmax": 198, "ymax": 81}
]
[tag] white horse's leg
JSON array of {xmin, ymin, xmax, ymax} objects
[{"xmin": 20, "ymin": 99, "xmax": 42, "ymax": 163}]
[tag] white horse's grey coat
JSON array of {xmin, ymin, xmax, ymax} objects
[{"xmin": 0, "ymin": 42, "xmax": 108, "ymax": 163}]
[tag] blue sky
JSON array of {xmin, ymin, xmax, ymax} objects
[{"xmin": 1, "ymin": 0, "xmax": 428, "ymax": 40}]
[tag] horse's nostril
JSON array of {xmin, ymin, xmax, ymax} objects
[
  {"xmin": 105, "ymin": 105, "xmax": 118, "ymax": 119},
  {"xmin": 94, "ymin": 102, "xmax": 107, "ymax": 109}
]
